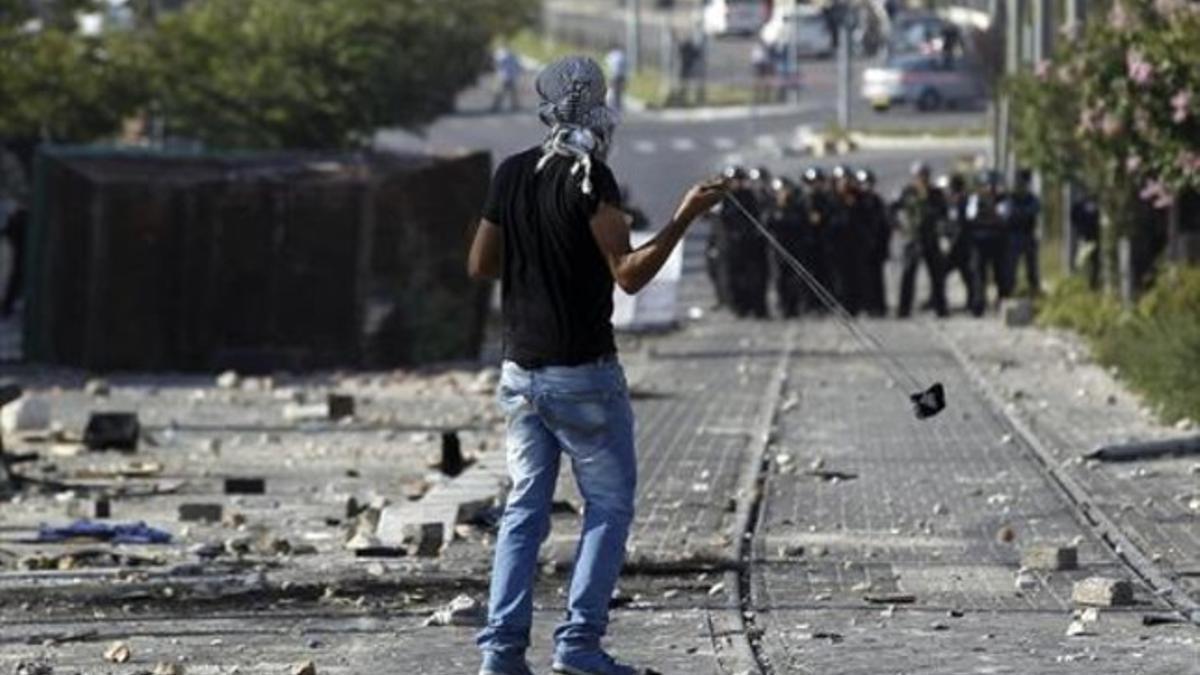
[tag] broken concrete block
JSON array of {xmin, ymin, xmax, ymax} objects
[
  {"xmin": 423, "ymin": 594, "xmax": 484, "ymax": 627},
  {"xmin": 1072, "ymin": 577, "xmax": 1134, "ymax": 607},
  {"xmin": 403, "ymin": 522, "xmax": 444, "ymax": 557},
  {"xmin": 1021, "ymin": 545, "xmax": 1078, "ymax": 571},
  {"xmin": 1003, "ymin": 298, "xmax": 1034, "ymax": 328},
  {"xmin": 67, "ymin": 497, "xmax": 111, "ymax": 520},
  {"xmin": 224, "ymin": 478, "xmax": 265, "ymax": 495},
  {"xmin": 103, "ymin": 642, "xmax": 132, "ymax": 664},
  {"xmin": 1014, "ymin": 568, "xmax": 1037, "ymax": 591},
  {"xmin": 291, "ymin": 661, "xmax": 317, "ymax": 675},
  {"xmin": 440, "ymin": 431, "xmax": 464, "ymax": 477},
  {"xmin": 1065, "ymin": 620, "xmax": 1093, "ymax": 637},
  {"xmin": 215, "ymin": 370, "xmax": 241, "ymax": 389},
  {"xmin": 83, "ymin": 413, "xmax": 140, "ymax": 451},
  {"xmin": 1, "ymin": 396, "xmax": 50, "ymax": 435},
  {"xmin": 327, "ymin": 393, "xmax": 355, "ymax": 420},
  {"xmin": 178, "ymin": 503, "xmax": 223, "ymax": 524},
  {"xmin": 153, "ymin": 663, "xmax": 184, "ymax": 675}
]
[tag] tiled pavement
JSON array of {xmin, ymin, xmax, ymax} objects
[{"xmin": 750, "ymin": 319, "xmax": 1199, "ymax": 673}]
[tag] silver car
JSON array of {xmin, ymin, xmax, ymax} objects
[{"xmin": 861, "ymin": 54, "xmax": 987, "ymax": 112}]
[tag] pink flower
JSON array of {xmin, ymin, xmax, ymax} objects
[
  {"xmin": 1126, "ymin": 155, "xmax": 1142, "ymax": 173},
  {"xmin": 1035, "ymin": 60, "xmax": 1051, "ymax": 80},
  {"xmin": 1126, "ymin": 49, "xmax": 1153, "ymax": 85},
  {"xmin": 1139, "ymin": 179, "xmax": 1174, "ymax": 209},
  {"xmin": 1172, "ymin": 90, "xmax": 1192, "ymax": 123},
  {"xmin": 1101, "ymin": 113, "xmax": 1123, "ymax": 138}
]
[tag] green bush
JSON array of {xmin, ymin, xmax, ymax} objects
[
  {"xmin": 1039, "ymin": 268, "xmax": 1200, "ymax": 423},
  {"xmin": 1036, "ymin": 276, "xmax": 1124, "ymax": 339}
]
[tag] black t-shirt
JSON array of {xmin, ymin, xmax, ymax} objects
[{"xmin": 482, "ymin": 146, "xmax": 621, "ymax": 369}]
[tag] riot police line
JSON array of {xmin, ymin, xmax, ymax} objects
[{"xmin": 703, "ymin": 161, "xmax": 1043, "ymax": 320}]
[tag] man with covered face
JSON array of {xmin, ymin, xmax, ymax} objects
[{"xmin": 467, "ymin": 56, "xmax": 725, "ymax": 675}]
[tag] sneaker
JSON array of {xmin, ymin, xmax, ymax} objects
[
  {"xmin": 479, "ymin": 652, "xmax": 534, "ymax": 675},
  {"xmin": 552, "ymin": 650, "xmax": 639, "ymax": 675}
]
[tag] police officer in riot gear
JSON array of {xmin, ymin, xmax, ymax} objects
[
  {"xmin": 1005, "ymin": 168, "xmax": 1042, "ymax": 297},
  {"xmin": 704, "ymin": 165, "xmax": 746, "ymax": 308},
  {"xmin": 764, "ymin": 176, "xmax": 810, "ymax": 318},
  {"xmin": 966, "ymin": 169, "xmax": 1009, "ymax": 312},
  {"xmin": 828, "ymin": 165, "xmax": 868, "ymax": 315},
  {"xmin": 938, "ymin": 172, "xmax": 977, "ymax": 313},
  {"xmin": 715, "ymin": 166, "xmax": 769, "ymax": 318},
  {"xmin": 895, "ymin": 161, "xmax": 948, "ymax": 318},
  {"xmin": 856, "ymin": 168, "xmax": 891, "ymax": 317},
  {"xmin": 801, "ymin": 167, "xmax": 836, "ymax": 313}
]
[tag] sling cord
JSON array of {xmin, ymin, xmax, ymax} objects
[{"xmin": 722, "ymin": 192, "xmax": 926, "ymax": 393}]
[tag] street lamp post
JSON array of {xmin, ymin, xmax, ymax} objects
[
  {"xmin": 627, "ymin": 0, "xmax": 642, "ymax": 72},
  {"xmin": 836, "ymin": 2, "xmax": 855, "ymax": 131}
]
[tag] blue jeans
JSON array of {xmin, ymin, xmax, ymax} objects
[{"xmin": 477, "ymin": 357, "xmax": 637, "ymax": 662}]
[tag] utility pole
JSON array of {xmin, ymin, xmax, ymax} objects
[
  {"xmin": 626, "ymin": 0, "xmax": 642, "ymax": 72},
  {"xmin": 836, "ymin": 2, "xmax": 853, "ymax": 131},
  {"xmin": 1062, "ymin": 0, "xmax": 1086, "ymax": 273}
]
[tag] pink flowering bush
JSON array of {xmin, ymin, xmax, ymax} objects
[{"xmin": 1009, "ymin": 0, "xmax": 1199, "ymax": 219}]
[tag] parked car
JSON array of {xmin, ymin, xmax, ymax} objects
[
  {"xmin": 703, "ymin": 0, "xmax": 771, "ymax": 37},
  {"xmin": 861, "ymin": 53, "xmax": 986, "ymax": 112},
  {"xmin": 759, "ymin": 4, "xmax": 832, "ymax": 58}
]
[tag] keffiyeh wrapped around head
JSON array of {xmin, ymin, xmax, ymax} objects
[{"xmin": 535, "ymin": 56, "xmax": 620, "ymax": 195}]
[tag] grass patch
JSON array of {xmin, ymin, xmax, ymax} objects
[
  {"xmin": 508, "ymin": 30, "xmax": 753, "ymax": 109},
  {"xmin": 1038, "ymin": 268, "xmax": 1200, "ymax": 424}
]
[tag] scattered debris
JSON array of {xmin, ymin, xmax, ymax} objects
[
  {"xmin": 153, "ymin": 663, "xmax": 185, "ymax": 675},
  {"xmin": 216, "ymin": 371, "xmax": 241, "ymax": 389},
  {"xmin": 707, "ymin": 582, "xmax": 726, "ymax": 597},
  {"xmin": 863, "ymin": 593, "xmax": 915, "ymax": 605},
  {"xmin": 778, "ymin": 544, "xmax": 804, "ymax": 558},
  {"xmin": 805, "ymin": 469, "xmax": 857, "ymax": 482},
  {"xmin": 1078, "ymin": 607, "xmax": 1100, "ymax": 624},
  {"xmin": 103, "ymin": 641, "xmax": 132, "ymax": 664},
  {"xmin": 83, "ymin": 412, "xmax": 140, "ymax": 451},
  {"xmin": 1065, "ymin": 620, "xmax": 1093, "ymax": 637},
  {"xmin": 224, "ymin": 478, "xmax": 265, "ymax": 495},
  {"xmin": 1002, "ymin": 299, "xmax": 1034, "ymax": 328},
  {"xmin": 403, "ymin": 522, "xmax": 444, "ymax": 557},
  {"xmin": 440, "ymin": 431, "xmax": 464, "ymax": 477},
  {"xmin": 13, "ymin": 663, "xmax": 53, "ymax": 675},
  {"xmin": 996, "ymin": 525, "xmax": 1016, "ymax": 543},
  {"xmin": 291, "ymin": 661, "xmax": 317, "ymax": 675},
  {"xmin": 327, "ymin": 393, "xmax": 356, "ymax": 421},
  {"xmin": 178, "ymin": 503, "xmax": 223, "ymax": 524},
  {"xmin": 1014, "ymin": 568, "xmax": 1037, "ymax": 591},
  {"xmin": 1072, "ymin": 577, "xmax": 1134, "ymax": 607},
  {"xmin": 1142, "ymin": 612, "xmax": 1188, "ymax": 626},
  {"xmin": 84, "ymin": 379, "xmax": 111, "ymax": 397},
  {"xmin": 2, "ymin": 396, "xmax": 50, "ymax": 435},
  {"xmin": 423, "ymin": 594, "xmax": 484, "ymax": 627},
  {"xmin": 932, "ymin": 502, "xmax": 948, "ymax": 516},
  {"xmin": 1021, "ymin": 545, "xmax": 1078, "ymax": 571}
]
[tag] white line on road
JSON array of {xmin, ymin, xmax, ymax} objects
[
  {"xmin": 631, "ymin": 140, "xmax": 658, "ymax": 154},
  {"xmin": 670, "ymin": 137, "xmax": 698, "ymax": 152}
]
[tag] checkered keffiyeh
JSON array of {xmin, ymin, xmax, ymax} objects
[{"xmin": 534, "ymin": 56, "xmax": 620, "ymax": 195}]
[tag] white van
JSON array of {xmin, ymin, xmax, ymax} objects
[
  {"xmin": 759, "ymin": 4, "xmax": 832, "ymax": 58},
  {"xmin": 703, "ymin": 0, "xmax": 771, "ymax": 37}
]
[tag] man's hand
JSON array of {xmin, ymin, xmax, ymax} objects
[{"xmin": 674, "ymin": 178, "xmax": 729, "ymax": 223}]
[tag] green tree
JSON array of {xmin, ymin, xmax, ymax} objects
[
  {"xmin": 0, "ymin": 1, "xmax": 140, "ymax": 142},
  {"xmin": 128, "ymin": 0, "xmax": 536, "ymax": 149}
]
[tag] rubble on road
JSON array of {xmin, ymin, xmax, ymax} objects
[
  {"xmin": 291, "ymin": 661, "xmax": 317, "ymax": 675},
  {"xmin": 423, "ymin": 594, "xmax": 484, "ymax": 627},
  {"xmin": 103, "ymin": 641, "xmax": 132, "ymax": 664},
  {"xmin": 1072, "ymin": 577, "xmax": 1134, "ymax": 607},
  {"xmin": 1021, "ymin": 544, "xmax": 1078, "ymax": 571}
]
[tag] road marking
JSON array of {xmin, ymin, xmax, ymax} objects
[
  {"xmin": 712, "ymin": 137, "xmax": 737, "ymax": 150},
  {"xmin": 631, "ymin": 140, "xmax": 657, "ymax": 154},
  {"xmin": 754, "ymin": 134, "xmax": 779, "ymax": 149},
  {"xmin": 670, "ymin": 137, "xmax": 698, "ymax": 152}
]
